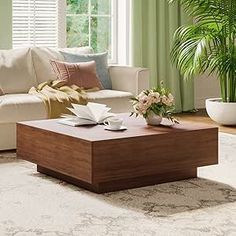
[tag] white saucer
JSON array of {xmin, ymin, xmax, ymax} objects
[{"xmin": 104, "ymin": 125, "xmax": 127, "ymax": 131}]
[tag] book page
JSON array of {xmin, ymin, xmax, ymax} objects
[
  {"xmin": 58, "ymin": 117, "xmax": 97, "ymax": 127},
  {"xmin": 98, "ymin": 112, "xmax": 116, "ymax": 123},
  {"xmin": 66, "ymin": 103, "xmax": 115, "ymax": 124},
  {"xmin": 69, "ymin": 104, "xmax": 94, "ymax": 120},
  {"xmin": 87, "ymin": 103, "xmax": 108, "ymax": 123}
]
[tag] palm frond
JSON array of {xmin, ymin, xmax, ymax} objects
[{"xmin": 168, "ymin": 0, "xmax": 236, "ymax": 102}]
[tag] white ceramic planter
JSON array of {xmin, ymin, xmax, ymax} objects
[
  {"xmin": 145, "ymin": 113, "xmax": 162, "ymax": 126},
  {"xmin": 206, "ymin": 98, "xmax": 236, "ymax": 125}
]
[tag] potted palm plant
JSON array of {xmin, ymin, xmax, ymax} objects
[{"xmin": 169, "ymin": 0, "xmax": 236, "ymax": 125}]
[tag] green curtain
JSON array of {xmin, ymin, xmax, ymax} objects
[{"xmin": 132, "ymin": 0, "xmax": 194, "ymax": 112}]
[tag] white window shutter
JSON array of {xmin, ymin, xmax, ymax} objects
[{"xmin": 13, "ymin": 0, "xmax": 58, "ymax": 48}]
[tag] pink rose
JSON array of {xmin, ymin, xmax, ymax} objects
[
  {"xmin": 148, "ymin": 91, "xmax": 161, "ymax": 104},
  {"xmin": 134, "ymin": 102, "xmax": 148, "ymax": 115},
  {"xmin": 138, "ymin": 91, "xmax": 147, "ymax": 100},
  {"xmin": 168, "ymin": 93, "xmax": 175, "ymax": 104},
  {"xmin": 161, "ymin": 95, "xmax": 173, "ymax": 106}
]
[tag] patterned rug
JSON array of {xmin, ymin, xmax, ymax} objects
[{"xmin": 0, "ymin": 133, "xmax": 236, "ymax": 236}]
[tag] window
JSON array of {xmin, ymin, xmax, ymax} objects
[
  {"xmin": 12, "ymin": 0, "xmax": 58, "ymax": 48},
  {"xmin": 66, "ymin": 0, "xmax": 117, "ymax": 62},
  {"xmin": 12, "ymin": 0, "xmax": 130, "ymax": 64}
]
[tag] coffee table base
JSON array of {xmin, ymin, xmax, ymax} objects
[{"xmin": 37, "ymin": 165, "xmax": 197, "ymax": 193}]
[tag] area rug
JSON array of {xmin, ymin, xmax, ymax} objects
[{"xmin": 0, "ymin": 133, "xmax": 236, "ymax": 236}]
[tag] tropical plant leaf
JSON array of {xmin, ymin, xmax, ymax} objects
[{"xmin": 168, "ymin": 0, "xmax": 236, "ymax": 102}]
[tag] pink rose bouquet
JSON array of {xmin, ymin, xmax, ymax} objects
[{"xmin": 131, "ymin": 82, "xmax": 178, "ymax": 123}]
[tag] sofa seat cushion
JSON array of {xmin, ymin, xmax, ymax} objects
[
  {"xmin": 0, "ymin": 90, "xmax": 133, "ymax": 124},
  {"xmin": 87, "ymin": 90, "xmax": 133, "ymax": 113},
  {"xmin": 0, "ymin": 94, "xmax": 47, "ymax": 123}
]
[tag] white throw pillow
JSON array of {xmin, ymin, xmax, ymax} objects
[
  {"xmin": 31, "ymin": 47, "xmax": 93, "ymax": 84},
  {"xmin": 0, "ymin": 48, "xmax": 37, "ymax": 94}
]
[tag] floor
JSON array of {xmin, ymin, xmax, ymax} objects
[
  {"xmin": 177, "ymin": 109, "xmax": 236, "ymax": 134},
  {"xmin": 1, "ymin": 133, "xmax": 236, "ymax": 235},
  {"xmin": 1, "ymin": 111, "xmax": 236, "ymax": 235}
]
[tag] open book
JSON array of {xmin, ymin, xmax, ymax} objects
[{"xmin": 58, "ymin": 102, "xmax": 115, "ymax": 126}]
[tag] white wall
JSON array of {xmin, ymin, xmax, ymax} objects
[
  {"xmin": 194, "ymin": 74, "xmax": 221, "ymax": 109},
  {"xmin": 0, "ymin": 0, "xmax": 12, "ymax": 49}
]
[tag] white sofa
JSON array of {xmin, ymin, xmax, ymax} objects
[{"xmin": 0, "ymin": 47, "xmax": 149, "ymax": 150}]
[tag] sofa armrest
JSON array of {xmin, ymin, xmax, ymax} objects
[{"xmin": 109, "ymin": 66, "xmax": 150, "ymax": 96}]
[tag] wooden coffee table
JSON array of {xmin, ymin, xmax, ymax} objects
[{"xmin": 17, "ymin": 114, "xmax": 218, "ymax": 193}]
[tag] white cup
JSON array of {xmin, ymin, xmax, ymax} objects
[{"xmin": 104, "ymin": 117, "xmax": 123, "ymax": 129}]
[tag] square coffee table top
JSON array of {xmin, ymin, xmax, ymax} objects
[{"xmin": 18, "ymin": 113, "xmax": 218, "ymax": 142}]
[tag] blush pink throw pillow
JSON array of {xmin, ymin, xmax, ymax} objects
[{"xmin": 50, "ymin": 60, "xmax": 103, "ymax": 90}]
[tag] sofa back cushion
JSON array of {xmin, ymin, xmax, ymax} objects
[
  {"xmin": 31, "ymin": 47, "xmax": 93, "ymax": 84},
  {"xmin": 0, "ymin": 48, "xmax": 37, "ymax": 94},
  {"xmin": 61, "ymin": 51, "xmax": 112, "ymax": 89},
  {"xmin": 31, "ymin": 47, "xmax": 64, "ymax": 84}
]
